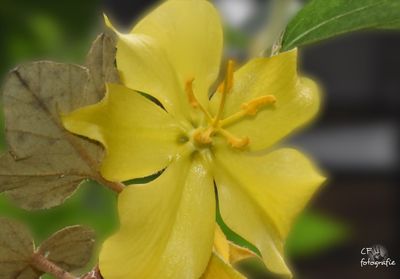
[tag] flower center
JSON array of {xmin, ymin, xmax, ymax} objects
[{"xmin": 185, "ymin": 60, "xmax": 276, "ymax": 149}]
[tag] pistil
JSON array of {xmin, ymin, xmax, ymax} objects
[{"xmin": 213, "ymin": 59, "xmax": 235, "ymax": 127}]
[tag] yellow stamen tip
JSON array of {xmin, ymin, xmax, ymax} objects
[
  {"xmin": 241, "ymin": 95, "xmax": 276, "ymax": 116},
  {"xmin": 185, "ymin": 78, "xmax": 198, "ymax": 108},
  {"xmin": 228, "ymin": 136, "xmax": 250, "ymax": 149},
  {"xmin": 219, "ymin": 129, "xmax": 250, "ymax": 149},
  {"xmin": 217, "ymin": 82, "xmax": 225, "ymax": 94}
]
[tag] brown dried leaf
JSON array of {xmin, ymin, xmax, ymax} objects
[
  {"xmin": 0, "ymin": 33, "xmax": 119, "ymax": 210},
  {"xmin": 0, "ymin": 218, "xmax": 39, "ymax": 279},
  {"xmin": 0, "ymin": 62, "xmax": 102, "ymax": 210},
  {"xmin": 0, "ymin": 152, "xmax": 87, "ymax": 210},
  {"xmin": 85, "ymin": 33, "xmax": 119, "ymax": 98},
  {"xmin": 39, "ymin": 226, "xmax": 95, "ymax": 273}
]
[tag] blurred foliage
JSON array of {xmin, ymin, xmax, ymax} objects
[
  {"xmin": 225, "ymin": 25, "xmax": 251, "ymax": 50},
  {"xmin": 0, "ymin": 0, "xmax": 102, "ymax": 79},
  {"xmin": 0, "ymin": 0, "xmax": 103, "ymax": 148},
  {"xmin": 0, "ymin": 1, "xmax": 108, "ymax": 277},
  {"xmin": 286, "ymin": 211, "xmax": 349, "ymax": 258}
]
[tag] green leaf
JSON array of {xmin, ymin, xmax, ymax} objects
[
  {"xmin": 0, "ymin": 33, "xmax": 118, "ymax": 210},
  {"xmin": 282, "ymin": 0, "xmax": 400, "ymax": 50},
  {"xmin": 286, "ymin": 211, "xmax": 349, "ymax": 258},
  {"xmin": 39, "ymin": 225, "xmax": 95, "ymax": 273},
  {"xmin": 0, "ymin": 217, "xmax": 40, "ymax": 279}
]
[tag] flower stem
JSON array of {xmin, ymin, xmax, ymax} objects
[
  {"xmin": 81, "ymin": 265, "xmax": 103, "ymax": 279},
  {"xmin": 93, "ymin": 174, "xmax": 125, "ymax": 193},
  {"xmin": 30, "ymin": 253, "xmax": 77, "ymax": 279}
]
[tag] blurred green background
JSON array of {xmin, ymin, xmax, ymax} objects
[
  {"xmin": 0, "ymin": 0, "xmax": 352, "ymax": 278},
  {"xmin": 0, "ymin": 0, "xmax": 120, "ymax": 277}
]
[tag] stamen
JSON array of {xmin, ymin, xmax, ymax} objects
[
  {"xmin": 185, "ymin": 78, "xmax": 212, "ymax": 122},
  {"xmin": 220, "ymin": 94, "xmax": 276, "ymax": 127},
  {"xmin": 217, "ymin": 83, "xmax": 225, "ymax": 94},
  {"xmin": 225, "ymin": 59, "xmax": 235, "ymax": 93},
  {"xmin": 219, "ymin": 129, "xmax": 250, "ymax": 149},
  {"xmin": 185, "ymin": 78, "xmax": 199, "ymax": 108},
  {"xmin": 214, "ymin": 59, "xmax": 236, "ymax": 127},
  {"xmin": 241, "ymin": 95, "xmax": 276, "ymax": 115}
]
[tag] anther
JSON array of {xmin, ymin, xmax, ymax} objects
[
  {"xmin": 219, "ymin": 94, "xmax": 277, "ymax": 128},
  {"xmin": 185, "ymin": 78, "xmax": 213, "ymax": 122},
  {"xmin": 241, "ymin": 95, "xmax": 276, "ymax": 116},
  {"xmin": 220, "ymin": 129, "xmax": 250, "ymax": 149},
  {"xmin": 229, "ymin": 136, "xmax": 250, "ymax": 149},
  {"xmin": 185, "ymin": 78, "xmax": 199, "ymax": 108}
]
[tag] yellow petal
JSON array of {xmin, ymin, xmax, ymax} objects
[
  {"xmin": 99, "ymin": 157, "xmax": 216, "ymax": 279},
  {"xmin": 114, "ymin": 31, "xmax": 190, "ymax": 119},
  {"xmin": 213, "ymin": 147, "xmax": 325, "ymax": 276},
  {"xmin": 132, "ymin": 0, "xmax": 223, "ymax": 108},
  {"xmin": 213, "ymin": 225, "xmax": 230, "ymax": 262},
  {"xmin": 213, "ymin": 225, "xmax": 256, "ymax": 264},
  {"xmin": 202, "ymin": 253, "xmax": 246, "ymax": 279},
  {"xmin": 62, "ymin": 83, "xmax": 183, "ymax": 181},
  {"xmin": 229, "ymin": 242, "xmax": 257, "ymax": 264},
  {"xmin": 211, "ymin": 49, "xmax": 321, "ymax": 150}
]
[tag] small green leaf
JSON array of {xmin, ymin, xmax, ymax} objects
[
  {"xmin": 282, "ymin": 0, "xmax": 400, "ymax": 50},
  {"xmin": 39, "ymin": 225, "xmax": 95, "ymax": 273},
  {"xmin": 286, "ymin": 211, "xmax": 349, "ymax": 258},
  {"xmin": 0, "ymin": 33, "xmax": 119, "ymax": 210},
  {"xmin": 0, "ymin": 217, "xmax": 40, "ymax": 279}
]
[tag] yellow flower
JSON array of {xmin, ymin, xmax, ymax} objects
[{"xmin": 62, "ymin": 0, "xmax": 325, "ymax": 278}]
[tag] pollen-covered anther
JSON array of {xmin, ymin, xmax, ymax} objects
[
  {"xmin": 185, "ymin": 78, "xmax": 199, "ymax": 108},
  {"xmin": 229, "ymin": 136, "xmax": 250, "ymax": 149},
  {"xmin": 220, "ymin": 129, "xmax": 250, "ymax": 149},
  {"xmin": 185, "ymin": 78, "xmax": 213, "ymax": 122},
  {"xmin": 219, "ymin": 94, "xmax": 277, "ymax": 128},
  {"xmin": 241, "ymin": 95, "xmax": 276, "ymax": 116}
]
